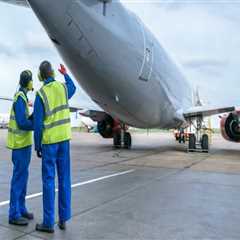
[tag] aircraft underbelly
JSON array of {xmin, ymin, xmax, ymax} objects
[
  {"xmin": 61, "ymin": 2, "xmax": 182, "ymax": 128},
  {"xmin": 28, "ymin": 0, "xmax": 186, "ymax": 129}
]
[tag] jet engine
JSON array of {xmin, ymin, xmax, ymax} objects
[
  {"xmin": 97, "ymin": 115, "xmax": 120, "ymax": 138},
  {"xmin": 220, "ymin": 111, "xmax": 240, "ymax": 142}
]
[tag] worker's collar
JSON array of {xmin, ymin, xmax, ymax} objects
[
  {"xmin": 44, "ymin": 76, "xmax": 55, "ymax": 85},
  {"xmin": 19, "ymin": 87, "xmax": 28, "ymax": 100}
]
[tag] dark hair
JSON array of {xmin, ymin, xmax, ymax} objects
[
  {"xmin": 39, "ymin": 61, "xmax": 53, "ymax": 80},
  {"xmin": 19, "ymin": 70, "xmax": 32, "ymax": 88}
]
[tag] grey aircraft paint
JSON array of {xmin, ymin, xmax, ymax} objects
[{"xmin": 1, "ymin": 0, "xmax": 193, "ymax": 129}]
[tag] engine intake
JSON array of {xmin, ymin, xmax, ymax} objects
[
  {"xmin": 221, "ymin": 112, "xmax": 240, "ymax": 142},
  {"xmin": 97, "ymin": 115, "xmax": 114, "ymax": 138}
]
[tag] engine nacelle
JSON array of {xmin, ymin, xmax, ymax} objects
[
  {"xmin": 97, "ymin": 115, "xmax": 121, "ymax": 138},
  {"xmin": 220, "ymin": 111, "xmax": 240, "ymax": 142}
]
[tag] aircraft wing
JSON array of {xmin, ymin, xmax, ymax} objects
[
  {"xmin": 183, "ymin": 106, "xmax": 235, "ymax": 119},
  {"xmin": 69, "ymin": 105, "xmax": 84, "ymax": 113},
  {"xmin": 0, "ymin": 96, "xmax": 13, "ymax": 102},
  {"xmin": 0, "ymin": 96, "xmax": 86, "ymax": 113},
  {"xmin": 0, "ymin": 0, "xmax": 29, "ymax": 7},
  {"xmin": 80, "ymin": 110, "xmax": 108, "ymax": 122}
]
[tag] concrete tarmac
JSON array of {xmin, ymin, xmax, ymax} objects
[{"xmin": 0, "ymin": 129, "xmax": 240, "ymax": 240}]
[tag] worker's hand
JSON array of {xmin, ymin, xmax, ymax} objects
[
  {"xmin": 36, "ymin": 150, "xmax": 42, "ymax": 158},
  {"xmin": 28, "ymin": 101, "xmax": 33, "ymax": 107},
  {"xmin": 58, "ymin": 64, "xmax": 67, "ymax": 75}
]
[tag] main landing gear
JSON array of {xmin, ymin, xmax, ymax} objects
[
  {"xmin": 188, "ymin": 116, "xmax": 209, "ymax": 153},
  {"xmin": 113, "ymin": 123, "xmax": 132, "ymax": 149}
]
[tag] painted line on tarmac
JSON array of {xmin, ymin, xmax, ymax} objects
[{"xmin": 0, "ymin": 169, "xmax": 135, "ymax": 207}]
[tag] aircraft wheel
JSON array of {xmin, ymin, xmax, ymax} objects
[
  {"xmin": 113, "ymin": 132, "xmax": 121, "ymax": 149},
  {"xmin": 188, "ymin": 134, "xmax": 196, "ymax": 151},
  {"xmin": 124, "ymin": 132, "xmax": 132, "ymax": 149},
  {"xmin": 179, "ymin": 134, "xmax": 185, "ymax": 144},
  {"xmin": 201, "ymin": 134, "xmax": 209, "ymax": 152}
]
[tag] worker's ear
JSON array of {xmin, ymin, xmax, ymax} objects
[{"xmin": 27, "ymin": 80, "xmax": 34, "ymax": 91}]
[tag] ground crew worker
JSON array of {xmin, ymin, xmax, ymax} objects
[
  {"xmin": 7, "ymin": 70, "xmax": 34, "ymax": 226},
  {"xmin": 34, "ymin": 61, "xmax": 76, "ymax": 233}
]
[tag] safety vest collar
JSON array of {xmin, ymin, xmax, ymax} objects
[
  {"xmin": 18, "ymin": 87, "xmax": 28, "ymax": 102},
  {"xmin": 44, "ymin": 77, "xmax": 55, "ymax": 85}
]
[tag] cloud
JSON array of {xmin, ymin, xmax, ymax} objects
[
  {"xmin": 183, "ymin": 58, "xmax": 227, "ymax": 68},
  {"xmin": 0, "ymin": 42, "xmax": 15, "ymax": 57},
  {"xmin": 23, "ymin": 31, "xmax": 56, "ymax": 54},
  {"xmin": 123, "ymin": 1, "xmax": 240, "ymax": 107},
  {"xmin": 0, "ymin": 3, "xmax": 97, "ymax": 113}
]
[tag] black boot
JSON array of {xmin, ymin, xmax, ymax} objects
[
  {"xmin": 35, "ymin": 223, "xmax": 54, "ymax": 233},
  {"xmin": 22, "ymin": 212, "xmax": 34, "ymax": 220},
  {"xmin": 58, "ymin": 221, "xmax": 66, "ymax": 230},
  {"xmin": 9, "ymin": 217, "xmax": 28, "ymax": 226}
]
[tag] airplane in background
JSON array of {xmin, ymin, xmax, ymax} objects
[
  {"xmin": 0, "ymin": 0, "xmax": 239, "ymax": 152},
  {"xmin": 81, "ymin": 115, "xmax": 98, "ymax": 132},
  {"xmin": 0, "ymin": 97, "xmax": 11, "ymax": 128},
  {"xmin": 0, "ymin": 113, "xmax": 9, "ymax": 129}
]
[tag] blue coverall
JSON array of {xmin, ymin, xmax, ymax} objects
[
  {"xmin": 34, "ymin": 75, "xmax": 76, "ymax": 227},
  {"xmin": 9, "ymin": 88, "xmax": 33, "ymax": 221}
]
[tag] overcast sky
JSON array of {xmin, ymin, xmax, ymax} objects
[{"xmin": 0, "ymin": 1, "xmax": 239, "ymax": 118}]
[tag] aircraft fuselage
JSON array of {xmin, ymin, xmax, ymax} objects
[{"xmin": 28, "ymin": 0, "xmax": 193, "ymax": 128}]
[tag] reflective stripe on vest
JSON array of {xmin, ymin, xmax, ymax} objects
[
  {"xmin": 39, "ymin": 86, "xmax": 69, "ymax": 117},
  {"xmin": 8, "ymin": 128, "xmax": 27, "ymax": 135},
  {"xmin": 7, "ymin": 91, "xmax": 33, "ymax": 149},
  {"xmin": 38, "ymin": 81, "xmax": 71, "ymax": 145},
  {"xmin": 44, "ymin": 118, "xmax": 71, "ymax": 129}
]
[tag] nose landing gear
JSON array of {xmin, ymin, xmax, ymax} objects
[{"xmin": 188, "ymin": 116, "xmax": 210, "ymax": 153}]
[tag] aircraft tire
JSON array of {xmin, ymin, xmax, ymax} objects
[
  {"xmin": 179, "ymin": 134, "xmax": 185, "ymax": 144},
  {"xmin": 201, "ymin": 134, "xmax": 209, "ymax": 152},
  {"xmin": 124, "ymin": 132, "xmax": 132, "ymax": 149},
  {"xmin": 189, "ymin": 134, "xmax": 196, "ymax": 151},
  {"xmin": 113, "ymin": 132, "xmax": 121, "ymax": 149}
]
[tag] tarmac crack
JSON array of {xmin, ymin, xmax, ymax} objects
[
  {"xmin": 72, "ymin": 148, "xmax": 167, "ymax": 173},
  {"xmin": 0, "ymin": 223, "xmax": 28, "ymax": 240},
  {"xmin": 14, "ymin": 232, "xmax": 46, "ymax": 240}
]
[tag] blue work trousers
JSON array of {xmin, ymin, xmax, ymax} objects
[
  {"xmin": 42, "ymin": 140, "xmax": 71, "ymax": 227},
  {"xmin": 9, "ymin": 146, "xmax": 32, "ymax": 220}
]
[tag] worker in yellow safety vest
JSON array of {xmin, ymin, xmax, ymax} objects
[
  {"xmin": 34, "ymin": 61, "xmax": 76, "ymax": 233},
  {"xmin": 8, "ymin": 70, "xmax": 34, "ymax": 226}
]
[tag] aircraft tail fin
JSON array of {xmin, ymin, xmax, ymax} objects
[{"xmin": 193, "ymin": 87, "xmax": 202, "ymax": 107}]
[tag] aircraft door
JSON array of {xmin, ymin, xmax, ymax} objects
[{"xmin": 139, "ymin": 36, "xmax": 154, "ymax": 82}]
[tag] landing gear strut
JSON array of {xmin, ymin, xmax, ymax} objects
[
  {"xmin": 113, "ymin": 123, "xmax": 132, "ymax": 149},
  {"xmin": 188, "ymin": 116, "xmax": 209, "ymax": 153}
]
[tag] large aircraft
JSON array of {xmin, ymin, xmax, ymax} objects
[{"xmin": 0, "ymin": 0, "xmax": 239, "ymax": 151}]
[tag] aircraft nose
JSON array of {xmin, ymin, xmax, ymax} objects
[
  {"xmin": 27, "ymin": 0, "xmax": 49, "ymax": 15},
  {"xmin": 28, "ymin": 0, "xmax": 69, "ymax": 33}
]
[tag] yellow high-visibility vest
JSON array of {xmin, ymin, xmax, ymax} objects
[
  {"xmin": 37, "ymin": 81, "xmax": 71, "ymax": 145},
  {"xmin": 7, "ymin": 92, "xmax": 32, "ymax": 149}
]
